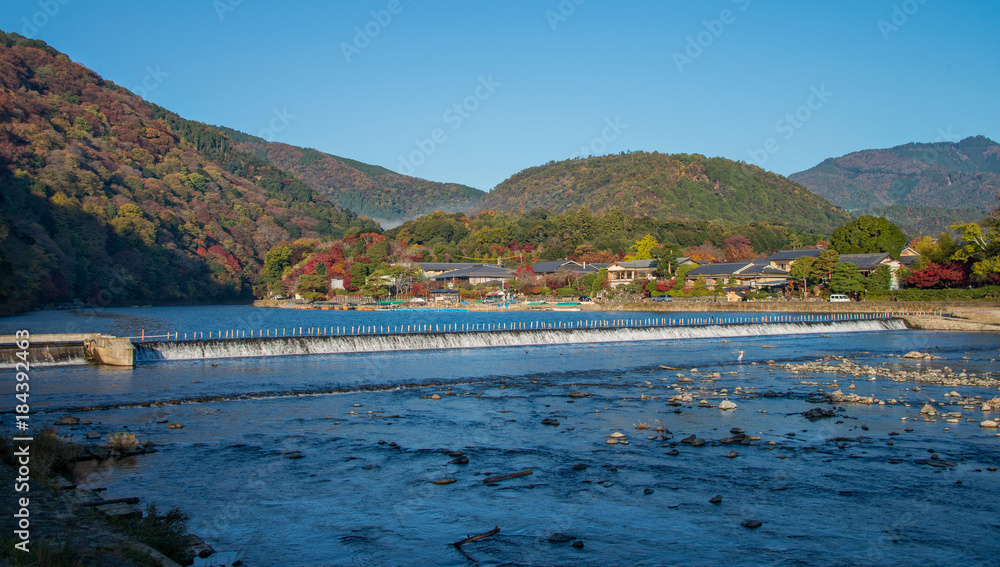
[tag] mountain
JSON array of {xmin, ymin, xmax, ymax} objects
[
  {"xmin": 0, "ymin": 32, "xmax": 378, "ymax": 314},
  {"xmin": 790, "ymin": 136, "xmax": 1000, "ymax": 234},
  {"xmin": 476, "ymin": 152, "xmax": 850, "ymax": 234},
  {"xmin": 216, "ymin": 127, "xmax": 485, "ymax": 224}
]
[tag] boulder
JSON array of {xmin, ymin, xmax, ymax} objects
[
  {"xmin": 981, "ymin": 420, "xmax": 998, "ymax": 428},
  {"xmin": 803, "ymin": 408, "xmax": 835, "ymax": 420},
  {"xmin": 718, "ymin": 400, "xmax": 738, "ymax": 410},
  {"xmin": 541, "ymin": 418, "xmax": 560, "ymax": 426},
  {"xmin": 741, "ymin": 519, "xmax": 763, "ymax": 529},
  {"xmin": 903, "ymin": 351, "xmax": 925, "ymax": 359},
  {"xmin": 54, "ymin": 416, "xmax": 80, "ymax": 426},
  {"xmin": 920, "ymin": 404, "xmax": 938, "ymax": 415}
]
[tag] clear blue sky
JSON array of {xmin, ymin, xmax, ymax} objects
[{"xmin": 3, "ymin": 0, "xmax": 998, "ymax": 191}]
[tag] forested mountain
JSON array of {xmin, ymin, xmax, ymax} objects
[
  {"xmin": 0, "ymin": 32, "xmax": 377, "ymax": 314},
  {"xmin": 216, "ymin": 127, "xmax": 484, "ymax": 223},
  {"xmin": 790, "ymin": 136, "xmax": 1000, "ymax": 235},
  {"xmin": 477, "ymin": 152, "xmax": 850, "ymax": 235}
]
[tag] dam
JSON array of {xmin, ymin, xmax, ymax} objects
[{"xmin": 1, "ymin": 312, "xmax": 907, "ymax": 367}]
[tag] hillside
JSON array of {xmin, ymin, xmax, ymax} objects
[
  {"xmin": 477, "ymin": 152, "xmax": 850, "ymax": 234},
  {"xmin": 217, "ymin": 127, "xmax": 484, "ymax": 224},
  {"xmin": 0, "ymin": 32, "xmax": 377, "ymax": 314},
  {"xmin": 790, "ymin": 136, "xmax": 1000, "ymax": 234}
]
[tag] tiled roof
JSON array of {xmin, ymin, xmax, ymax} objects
[
  {"xmin": 766, "ymin": 249, "xmax": 823, "ymax": 261},
  {"xmin": 839, "ymin": 253, "xmax": 892, "ymax": 271},
  {"xmin": 531, "ymin": 260, "xmax": 580, "ymax": 273},
  {"xmin": 432, "ymin": 265, "xmax": 514, "ymax": 280},
  {"xmin": 613, "ymin": 259, "xmax": 657, "ymax": 269},
  {"xmin": 419, "ymin": 262, "xmax": 488, "ymax": 271},
  {"xmin": 685, "ymin": 262, "xmax": 752, "ymax": 277}
]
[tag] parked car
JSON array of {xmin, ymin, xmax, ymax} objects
[
  {"xmin": 828, "ymin": 294, "xmax": 850, "ymax": 302},
  {"xmin": 651, "ymin": 295, "xmax": 673, "ymax": 302}
]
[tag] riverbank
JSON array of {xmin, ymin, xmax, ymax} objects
[
  {"xmin": 0, "ymin": 462, "xmax": 188, "ymax": 567},
  {"xmin": 253, "ymin": 298, "xmax": 1000, "ymax": 327}
]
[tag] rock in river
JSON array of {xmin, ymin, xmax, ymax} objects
[
  {"xmin": 54, "ymin": 416, "xmax": 80, "ymax": 426},
  {"xmin": 718, "ymin": 400, "xmax": 737, "ymax": 410}
]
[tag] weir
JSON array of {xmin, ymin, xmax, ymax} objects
[
  {"xmin": 0, "ymin": 333, "xmax": 135, "ymax": 367},
  {"xmin": 135, "ymin": 318, "xmax": 908, "ymax": 363}
]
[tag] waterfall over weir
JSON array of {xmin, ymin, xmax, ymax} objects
[{"xmin": 134, "ymin": 319, "xmax": 907, "ymax": 362}]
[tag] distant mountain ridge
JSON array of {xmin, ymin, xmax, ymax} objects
[
  {"xmin": 216, "ymin": 127, "xmax": 485, "ymax": 224},
  {"xmin": 790, "ymin": 136, "xmax": 1000, "ymax": 234},
  {"xmin": 477, "ymin": 151, "xmax": 851, "ymax": 234}
]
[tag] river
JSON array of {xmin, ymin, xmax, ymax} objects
[{"xmin": 2, "ymin": 305, "xmax": 999, "ymax": 566}]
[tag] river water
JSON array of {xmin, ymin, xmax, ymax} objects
[{"xmin": 2, "ymin": 305, "xmax": 999, "ymax": 566}]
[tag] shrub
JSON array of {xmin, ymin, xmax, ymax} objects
[
  {"xmin": 108, "ymin": 432, "xmax": 139, "ymax": 452},
  {"xmin": 0, "ymin": 427, "xmax": 79, "ymax": 480},
  {"xmin": 107, "ymin": 504, "xmax": 189, "ymax": 565}
]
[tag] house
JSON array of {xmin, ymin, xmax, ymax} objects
[
  {"xmin": 838, "ymin": 253, "xmax": 901, "ymax": 275},
  {"xmin": 418, "ymin": 262, "xmax": 489, "ymax": 277},
  {"xmin": 530, "ymin": 260, "xmax": 605, "ymax": 276},
  {"xmin": 429, "ymin": 288, "xmax": 460, "ymax": 303},
  {"xmin": 898, "ymin": 246, "xmax": 921, "ymax": 267},
  {"xmin": 432, "ymin": 264, "xmax": 514, "ymax": 286},
  {"xmin": 684, "ymin": 261, "xmax": 789, "ymax": 290},
  {"xmin": 764, "ymin": 249, "xmax": 823, "ymax": 271},
  {"xmin": 606, "ymin": 260, "xmax": 658, "ymax": 287}
]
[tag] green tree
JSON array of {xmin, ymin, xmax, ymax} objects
[
  {"xmin": 260, "ymin": 245, "xmax": 294, "ymax": 281},
  {"xmin": 788, "ymin": 256, "xmax": 816, "ymax": 296},
  {"xmin": 812, "ymin": 250, "xmax": 840, "ymax": 285},
  {"xmin": 830, "ymin": 262, "xmax": 865, "ymax": 297},
  {"xmin": 830, "ymin": 215, "xmax": 907, "ymax": 257},
  {"xmin": 866, "ymin": 264, "xmax": 893, "ymax": 291},
  {"xmin": 296, "ymin": 274, "xmax": 329, "ymax": 301},
  {"xmin": 950, "ymin": 220, "xmax": 1000, "ymax": 281}
]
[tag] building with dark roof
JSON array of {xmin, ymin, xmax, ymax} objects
[
  {"xmin": 418, "ymin": 262, "xmax": 489, "ymax": 276},
  {"xmin": 607, "ymin": 259, "xmax": 657, "ymax": 287},
  {"xmin": 432, "ymin": 265, "xmax": 513, "ymax": 285},
  {"xmin": 530, "ymin": 260, "xmax": 605, "ymax": 276},
  {"xmin": 684, "ymin": 261, "xmax": 788, "ymax": 289},
  {"xmin": 838, "ymin": 253, "xmax": 900, "ymax": 274},
  {"xmin": 764, "ymin": 249, "xmax": 823, "ymax": 271}
]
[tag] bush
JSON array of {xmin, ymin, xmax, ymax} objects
[
  {"xmin": 107, "ymin": 504, "xmax": 189, "ymax": 565},
  {"xmin": 107, "ymin": 432, "xmax": 139, "ymax": 452},
  {"xmin": 868, "ymin": 286, "xmax": 1000, "ymax": 301},
  {"xmin": 0, "ymin": 427, "xmax": 79, "ymax": 480}
]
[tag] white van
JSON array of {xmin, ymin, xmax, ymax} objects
[{"xmin": 829, "ymin": 294, "xmax": 850, "ymax": 302}]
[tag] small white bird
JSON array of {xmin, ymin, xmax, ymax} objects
[{"xmin": 737, "ymin": 350, "xmax": 744, "ymax": 362}]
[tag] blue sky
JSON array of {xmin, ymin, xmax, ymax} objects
[{"xmin": 3, "ymin": 0, "xmax": 998, "ymax": 191}]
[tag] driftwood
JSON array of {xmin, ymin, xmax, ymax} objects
[
  {"xmin": 482, "ymin": 470, "xmax": 533, "ymax": 484},
  {"xmin": 80, "ymin": 497, "xmax": 140, "ymax": 507},
  {"xmin": 659, "ymin": 365, "xmax": 679, "ymax": 370},
  {"xmin": 451, "ymin": 526, "xmax": 500, "ymax": 547}
]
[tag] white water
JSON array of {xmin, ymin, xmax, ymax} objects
[{"xmin": 135, "ymin": 319, "xmax": 907, "ymax": 362}]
